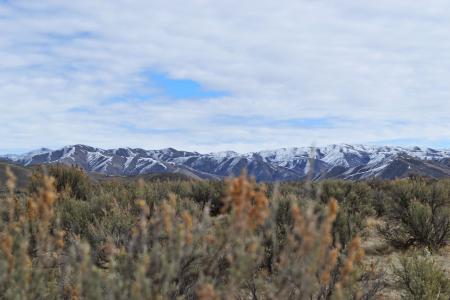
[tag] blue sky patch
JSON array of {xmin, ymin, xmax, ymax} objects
[
  {"xmin": 44, "ymin": 31, "xmax": 96, "ymax": 43},
  {"xmin": 146, "ymin": 71, "xmax": 229, "ymax": 100},
  {"xmin": 213, "ymin": 115, "xmax": 334, "ymax": 128},
  {"xmin": 104, "ymin": 71, "xmax": 229, "ymax": 104},
  {"xmin": 67, "ymin": 106, "xmax": 94, "ymax": 114},
  {"xmin": 120, "ymin": 122, "xmax": 184, "ymax": 135}
]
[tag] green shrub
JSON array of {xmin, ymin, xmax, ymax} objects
[
  {"xmin": 190, "ymin": 180, "xmax": 225, "ymax": 214},
  {"xmin": 29, "ymin": 164, "xmax": 92, "ymax": 200},
  {"xmin": 393, "ymin": 255, "xmax": 450, "ymax": 300},
  {"xmin": 379, "ymin": 178, "xmax": 450, "ymax": 249},
  {"xmin": 319, "ymin": 180, "xmax": 375, "ymax": 246},
  {"xmin": 367, "ymin": 179, "xmax": 393, "ymax": 217}
]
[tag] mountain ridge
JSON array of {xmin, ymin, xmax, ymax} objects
[{"xmin": 2, "ymin": 144, "xmax": 450, "ymax": 181}]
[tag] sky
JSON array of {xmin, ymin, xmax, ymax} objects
[{"xmin": 1, "ymin": 0, "xmax": 450, "ymax": 154}]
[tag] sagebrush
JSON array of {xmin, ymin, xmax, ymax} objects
[{"xmin": 2, "ymin": 165, "xmax": 448, "ymax": 299}]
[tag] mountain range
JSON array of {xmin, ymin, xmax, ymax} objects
[{"xmin": 2, "ymin": 144, "xmax": 450, "ymax": 181}]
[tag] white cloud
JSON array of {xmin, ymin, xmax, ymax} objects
[{"xmin": 1, "ymin": 0, "xmax": 450, "ymax": 153}]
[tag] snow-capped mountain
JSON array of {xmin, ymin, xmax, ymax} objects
[{"xmin": 2, "ymin": 144, "xmax": 450, "ymax": 181}]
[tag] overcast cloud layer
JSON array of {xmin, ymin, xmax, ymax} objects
[{"xmin": 1, "ymin": 0, "xmax": 450, "ymax": 153}]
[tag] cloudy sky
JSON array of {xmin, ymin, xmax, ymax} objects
[{"xmin": 1, "ymin": 0, "xmax": 450, "ymax": 154}]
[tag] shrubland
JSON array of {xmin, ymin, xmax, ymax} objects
[{"xmin": 0, "ymin": 165, "xmax": 448, "ymax": 299}]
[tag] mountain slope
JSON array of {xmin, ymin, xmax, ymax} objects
[{"xmin": 2, "ymin": 144, "xmax": 450, "ymax": 181}]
